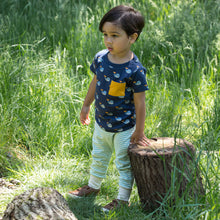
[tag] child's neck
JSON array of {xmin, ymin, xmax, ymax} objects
[{"xmin": 108, "ymin": 51, "xmax": 133, "ymax": 64}]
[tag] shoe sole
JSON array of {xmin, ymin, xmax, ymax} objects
[
  {"xmin": 67, "ymin": 192, "xmax": 99, "ymax": 199},
  {"xmin": 102, "ymin": 207, "xmax": 110, "ymax": 212},
  {"xmin": 67, "ymin": 192, "xmax": 84, "ymax": 199}
]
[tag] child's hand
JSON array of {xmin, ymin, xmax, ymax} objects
[
  {"xmin": 80, "ymin": 105, "xmax": 91, "ymax": 125},
  {"xmin": 130, "ymin": 131, "xmax": 151, "ymax": 146}
]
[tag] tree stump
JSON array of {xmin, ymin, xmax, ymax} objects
[
  {"xmin": 2, "ymin": 187, "xmax": 77, "ymax": 220},
  {"xmin": 128, "ymin": 137, "xmax": 204, "ymax": 211}
]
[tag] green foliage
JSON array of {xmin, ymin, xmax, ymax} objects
[{"xmin": 0, "ymin": 0, "xmax": 219, "ymax": 219}]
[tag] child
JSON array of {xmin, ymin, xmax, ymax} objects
[{"xmin": 68, "ymin": 5, "xmax": 150, "ymax": 212}]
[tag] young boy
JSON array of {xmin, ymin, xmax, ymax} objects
[{"xmin": 68, "ymin": 5, "xmax": 149, "ymax": 212}]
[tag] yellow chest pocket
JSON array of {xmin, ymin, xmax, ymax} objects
[{"xmin": 109, "ymin": 80, "xmax": 126, "ymax": 97}]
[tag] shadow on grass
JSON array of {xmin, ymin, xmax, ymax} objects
[
  {"xmin": 66, "ymin": 196, "xmax": 152, "ymax": 220},
  {"xmin": 66, "ymin": 196, "xmax": 104, "ymax": 220}
]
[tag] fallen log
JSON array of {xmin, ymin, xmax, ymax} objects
[
  {"xmin": 128, "ymin": 137, "xmax": 204, "ymax": 211},
  {"xmin": 2, "ymin": 187, "xmax": 77, "ymax": 220}
]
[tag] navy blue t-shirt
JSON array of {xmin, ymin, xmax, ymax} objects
[{"xmin": 90, "ymin": 49, "xmax": 149, "ymax": 132}]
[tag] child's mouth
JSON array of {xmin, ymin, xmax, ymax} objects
[{"xmin": 108, "ymin": 47, "xmax": 113, "ymax": 51}]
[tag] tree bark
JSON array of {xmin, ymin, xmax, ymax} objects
[
  {"xmin": 2, "ymin": 187, "xmax": 77, "ymax": 220},
  {"xmin": 128, "ymin": 137, "xmax": 204, "ymax": 211}
]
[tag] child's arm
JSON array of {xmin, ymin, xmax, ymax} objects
[
  {"xmin": 80, "ymin": 75, "xmax": 97, "ymax": 125},
  {"xmin": 130, "ymin": 91, "xmax": 150, "ymax": 146}
]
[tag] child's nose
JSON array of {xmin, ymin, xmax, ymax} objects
[{"xmin": 106, "ymin": 37, "xmax": 112, "ymax": 44}]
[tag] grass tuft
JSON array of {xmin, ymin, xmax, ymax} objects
[{"xmin": 0, "ymin": 0, "xmax": 219, "ymax": 219}]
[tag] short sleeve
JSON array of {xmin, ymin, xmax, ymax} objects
[
  {"xmin": 90, "ymin": 59, "xmax": 97, "ymax": 74},
  {"xmin": 90, "ymin": 49, "xmax": 108, "ymax": 75},
  {"xmin": 132, "ymin": 67, "xmax": 149, "ymax": 93}
]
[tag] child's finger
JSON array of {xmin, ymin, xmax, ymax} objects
[{"xmin": 84, "ymin": 117, "xmax": 91, "ymax": 125}]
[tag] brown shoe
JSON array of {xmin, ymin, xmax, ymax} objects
[
  {"xmin": 68, "ymin": 185, "xmax": 100, "ymax": 198},
  {"xmin": 102, "ymin": 199, "xmax": 129, "ymax": 212}
]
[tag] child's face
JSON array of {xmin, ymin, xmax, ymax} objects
[{"xmin": 102, "ymin": 22, "xmax": 136, "ymax": 59}]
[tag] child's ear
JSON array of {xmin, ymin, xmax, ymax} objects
[{"xmin": 129, "ymin": 33, "xmax": 138, "ymax": 43}]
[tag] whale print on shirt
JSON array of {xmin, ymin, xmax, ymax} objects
[
  {"xmin": 125, "ymin": 67, "xmax": 132, "ymax": 74},
  {"xmin": 135, "ymin": 81, "xmax": 142, "ymax": 86},
  {"xmin": 107, "ymin": 122, "xmax": 112, "ymax": 128},
  {"xmin": 104, "ymin": 75, "xmax": 110, "ymax": 82},
  {"xmin": 124, "ymin": 110, "xmax": 132, "ymax": 115},
  {"xmin": 98, "ymin": 57, "xmax": 103, "ymax": 63},
  {"xmin": 99, "ymin": 102, "xmax": 105, "ymax": 109},
  {"xmin": 115, "ymin": 116, "xmax": 122, "ymax": 121},
  {"xmin": 90, "ymin": 49, "xmax": 148, "ymax": 132},
  {"xmin": 101, "ymin": 89, "xmax": 107, "ymax": 96},
  {"xmin": 106, "ymin": 112, "xmax": 113, "ymax": 116},
  {"xmin": 107, "ymin": 99, "xmax": 114, "ymax": 105},
  {"xmin": 113, "ymin": 71, "xmax": 120, "ymax": 78},
  {"xmin": 115, "ymin": 106, "xmax": 123, "ymax": 110},
  {"xmin": 140, "ymin": 69, "xmax": 145, "ymax": 75},
  {"xmin": 100, "ymin": 66, "xmax": 104, "ymax": 72},
  {"xmin": 125, "ymin": 100, "xmax": 130, "ymax": 104},
  {"xmin": 123, "ymin": 119, "xmax": 130, "ymax": 124}
]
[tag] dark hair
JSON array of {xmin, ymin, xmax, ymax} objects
[{"xmin": 99, "ymin": 5, "xmax": 145, "ymax": 40}]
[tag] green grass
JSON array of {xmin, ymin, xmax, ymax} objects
[{"xmin": 0, "ymin": 0, "xmax": 220, "ymax": 219}]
